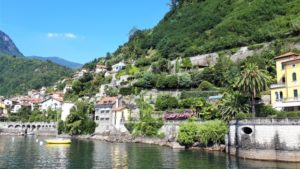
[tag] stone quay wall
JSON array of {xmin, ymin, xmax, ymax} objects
[
  {"xmin": 0, "ymin": 122, "xmax": 57, "ymax": 136},
  {"xmin": 226, "ymin": 118, "xmax": 300, "ymax": 162}
]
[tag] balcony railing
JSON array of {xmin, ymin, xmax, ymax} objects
[
  {"xmin": 270, "ymin": 83, "xmax": 286, "ymax": 89},
  {"xmin": 284, "ymin": 97, "xmax": 300, "ymax": 102}
]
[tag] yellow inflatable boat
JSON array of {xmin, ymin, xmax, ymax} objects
[{"xmin": 46, "ymin": 138, "xmax": 71, "ymax": 144}]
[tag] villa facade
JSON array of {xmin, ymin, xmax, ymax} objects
[{"xmin": 270, "ymin": 52, "xmax": 300, "ymax": 111}]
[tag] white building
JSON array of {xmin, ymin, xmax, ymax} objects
[
  {"xmin": 40, "ymin": 98, "xmax": 63, "ymax": 111},
  {"xmin": 112, "ymin": 62, "xmax": 126, "ymax": 72},
  {"xmin": 61, "ymin": 102, "xmax": 75, "ymax": 121},
  {"xmin": 95, "ymin": 64, "xmax": 107, "ymax": 73},
  {"xmin": 94, "ymin": 96, "xmax": 129, "ymax": 133}
]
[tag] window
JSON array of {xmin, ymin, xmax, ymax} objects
[
  {"xmin": 105, "ymin": 118, "xmax": 109, "ymax": 121},
  {"xmin": 282, "ymin": 77, "xmax": 285, "ymax": 83},
  {"xmin": 101, "ymin": 110, "xmax": 104, "ymax": 113},
  {"xmin": 294, "ymin": 89, "xmax": 298, "ymax": 98},
  {"xmin": 293, "ymin": 72, "xmax": 297, "ymax": 81},
  {"xmin": 280, "ymin": 91, "xmax": 283, "ymax": 99},
  {"xmin": 293, "ymin": 64, "xmax": 296, "ymax": 68},
  {"xmin": 282, "ymin": 64, "xmax": 285, "ymax": 70},
  {"xmin": 106, "ymin": 110, "xmax": 110, "ymax": 113},
  {"xmin": 275, "ymin": 92, "xmax": 279, "ymax": 100},
  {"xmin": 95, "ymin": 116, "xmax": 99, "ymax": 120}
]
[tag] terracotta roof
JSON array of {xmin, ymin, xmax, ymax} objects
[
  {"xmin": 282, "ymin": 56, "xmax": 300, "ymax": 64},
  {"xmin": 274, "ymin": 52, "xmax": 299, "ymax": 59},
  {"xmin": 112, "ymin": 107, "xmax": 126, "ymax": 111},
  {"xmin": 97, "ymin": 97, "xmax": 118, "ymax": 105}
]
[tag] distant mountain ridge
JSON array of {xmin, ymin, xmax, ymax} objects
[
  {"xmin": 29, "ymin": 56, "xmax": 82, "ymax": 69},
  {"xmin": 0, "ymin": 30, "xmax": 23, "ymax": 57},
  {"xmin": 0, "ymin": 30, "xmax": 74, "ymax": 96}
]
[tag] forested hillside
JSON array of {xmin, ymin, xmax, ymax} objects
[
  {"xmin": 0, "ymin": 55, "xmax": 73, "ymax": 96},
  {"xmin": 106, "ymin": 0, "xmax": 300, "ymax": 63}
]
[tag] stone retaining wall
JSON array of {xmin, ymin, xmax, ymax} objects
[{"xmin": 226, "ymin": 118, "xmax": 300, "ymax": 162}]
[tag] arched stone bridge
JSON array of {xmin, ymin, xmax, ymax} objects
[{"xmin": 0, "ymin": 122, "xmax": 56, "ymax": 132}]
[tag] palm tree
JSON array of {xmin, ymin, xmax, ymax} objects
[
  {"xmin": 219, "ymin": 91, "xmax": 249, "ymax": 122},
  {"xmin": 236, "ymin": 63, "xmax": 271, "ymax": 117}
]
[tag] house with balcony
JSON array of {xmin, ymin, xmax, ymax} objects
[{"xmin": 270, "ymin": 52, "xmax": 300, "ymax": 111}]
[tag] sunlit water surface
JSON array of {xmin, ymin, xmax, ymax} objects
[{"xmin": 0, "ymin": 136, "xmax": 299, "ymax": 169}]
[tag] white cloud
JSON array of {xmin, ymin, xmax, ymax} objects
[
  {"xmin": 46, "ymin": 32, "xmax": 77, "ymax": 39},
  {"xmin": 64, "ymin": 33, "xmax": 77, "ymax": 39}
]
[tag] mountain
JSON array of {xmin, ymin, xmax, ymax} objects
[
  {"xmin": 0, "ymin": 55, "xmax": 73, "ymax": 96},
  {"xmin": 29, "ymin": 56, "xmax": 82, "ymax": 69},
  {"xmin": 0, "ymin": 30, "xmax": 23, "ymax": 57},
  {"xmin": 0, "ymin": 31, "xmax": 73, "ymax": 96},
  {"xmin": 106, "ymin": 0, "xmax": 300, "ymax": 62}
]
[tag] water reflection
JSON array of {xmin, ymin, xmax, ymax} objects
[{"xmin": 0, "ymin": 136, "xmax": 299, "ymax": 169}]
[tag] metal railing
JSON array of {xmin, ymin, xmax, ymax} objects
[{"xmin": 270, "ymin": 83, "xmax": 286, "ymax": 89}]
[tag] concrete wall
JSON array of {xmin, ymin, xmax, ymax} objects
[{"xmin": 226, "ymin": 118, "xmax": 300, "ymax": 162}]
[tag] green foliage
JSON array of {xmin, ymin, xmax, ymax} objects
[
  {"xmin": 116, "ymin": 65, "xmax": 140, "ymax": 79},
  {"xmin": 58, "ymin": 120, "xmax": 65, "ymax": 134},
  {"xmin": 178, "ymin": 73, "xmax": 192, "ymax": 88},
  {"xmin": 219, "ymin": 92, "xmax": 249, "ymax": 122},
  {"xmin": 256, "ymin": 104, "xmax": 279, "ymax": 117},
  {"xmin": 132, "ymin": 117, "xmax": 164, "ymax": 137},
  {"xmin": 177, "ymin": 120, "xmax": 228, "ymax": 147},
  {"xmin": 196, "ymin": 120, "xmax": 228, "ymax": 145},
  {"xmin": 0, "ymin": 56, "xmax": 73, "ymax": 96},
  {"xmin": 198, "ymin": 81, "xmax": 216, "ymax": 91},
  {"xmin": 136, "ymin": 99, "xmax": 154, "ymax": 118},
  {"xmin": 134, "ymin": 72, "xmax": 158, "ymax": 88},
  {"xmin": 236, "ymin": 63, "xmax": 271, "ymax": 115},
  {"xmin": 65, "ymin": 72, "xmax": 109, "ymax": 100},
  {"xmin": 64, "ymin": 101, "xmax": 96, "ymax": 135},
  {"xmin": 152, "ymin": 58, "xmax": 170, "ymax": 73},
  {"xmin": 177, "ymin": 122, "xmax": 199, "ymax": 147},
  {"xmin": 181, "ymin": 57, "xmax": 192, "ymax": 70},
  {"xmin": 155, "ymin": 95, "xmax": 179, "ymax": 110},
  {"xmin": 104, "ymin": 86, "xmax": 119, "ymax": 96},
  {"xmin": 8, "ymin": 108, "xmax": 59, "ymax": 122},
  {"xmin": 235, "ymin": 112, "xmax": 252, "ymax": 120},
  {"xmin": 275, "ymin": 112, "xmax": 300, "ymax": 118}
]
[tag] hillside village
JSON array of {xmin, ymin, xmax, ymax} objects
[{"xmin": 1, "ymin": 38, "xmax": 300, "ymax": 137}]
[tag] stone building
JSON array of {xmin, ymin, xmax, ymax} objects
[{"xmin": 94, "ymin": 96, "xmax": 129, "ymax": 134}]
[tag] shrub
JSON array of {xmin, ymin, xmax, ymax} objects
[
  {"xmin": 198, "ymin": 81, "xmax": 216, "ymax": 91},
  {"xmin": 177, "ymin": 120, "xmax": 228, "ymax": 148},
  {"xmin": 132, "ymin": 117, "xmax": 163, "ymax": 137},
  {"xmin": 119, "ymin": 86, "xmax": 133, "ymax": 96},
  {"xmin": 257, "ymin": 105, "xmax": 278, "ymax": 117},
  {"xmin": 177, "ymin": 122, "xmax": 199, "ymax": 147},
  {"xmin": 197, "ymin": 120, "xmax": 228, "ymax": 145},
  {"xmin": 178, "ymin": 73, "xmax": 192, "ymax": 88},
  {"xmin": 155, "ymin": 95, "xmax": 179, "ymax": 110},
  {"xmin": 235, "ymin": 112, "xmax": 252, "ymax": 120}
]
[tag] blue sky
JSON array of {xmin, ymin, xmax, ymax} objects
[{"xmin": 0, "ymin": 0, "xmax": 170, "ymax": 64}]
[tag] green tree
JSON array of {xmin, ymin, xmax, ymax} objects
[
  {"xmin": 155, "ymin": 95, "xmax": 179, "ymax": 110},
  {"xmin": 65, "ymin": 101, "xmax": 96, "ymax": 135},
  {"xmin": 219, "ymin": 92, "xmax": 249, "ymax": 121},
  {"xmin": 178, "ymin": 73, "xmax": 192, "ymax": 88},
  {"xmin": 181, "ymin": 57, "xmax": 192, "ymax": 70},
  {"xmin": 236, "ymin": 63, "xmax": 271, "ymax": 116}
]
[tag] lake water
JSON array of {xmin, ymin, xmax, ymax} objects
[{"xmin": 0, "ymin": 136, "xmax": 298, "ymax": 169}]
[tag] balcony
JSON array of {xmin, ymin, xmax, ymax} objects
[
  {"xmin": 270, "ymin": 83, "xmax": 286, "ymax": 89},
  {"xmin": 284, "ymin": 97, "xmax": 300, "ymax": 102}
]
